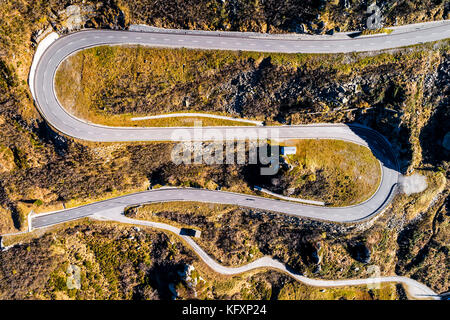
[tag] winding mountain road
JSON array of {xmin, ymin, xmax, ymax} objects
[
  {"xmin": 25, "ymin": 22, "xmax": 450, "ymax": 299},
  {"xmin": 30, "ymin": 28, "xmax": 407, "ymax": 225},
  {"xmin": 92, "ymin": 211, "xmax": 438, "ymax": 300}
]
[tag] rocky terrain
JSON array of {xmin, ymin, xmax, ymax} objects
[
  {"xmin": 0, "ymin": 0, "xmax": 448, "ymax": 299},
  {"xmin": 0, "ymin": 222, "xmax": 197, "ymax": 299},
  {"xmin": 125, "ymin": 178, "xmax": 447, "ymax": 294},
  {"xmin": 125, "ymin": 0, "xmax": 448, "ymax": 34},
  {"xmin": 0, "ymin": 220, "xmax": 403, "ymax": 300}
]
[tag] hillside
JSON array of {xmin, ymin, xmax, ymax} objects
[{"xmin": 0, "ymin": 0, "xmax": 448, "ymax": 299}]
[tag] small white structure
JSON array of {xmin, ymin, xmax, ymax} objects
[
  {"xmin": 281, "ymin": 146, "xmax": 297, "ymax": 155},
  {"xmin": 193, "ymin": 230, "xmax": 202, "ymax": 238}
]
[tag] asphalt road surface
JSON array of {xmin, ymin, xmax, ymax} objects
[
  {"xmin": 25, "ymin": 23, "xmax": 450, "ymax": 300},
  {"xmin": 29, "ymin": 23, "xmax": 450, "ymax": 225}
]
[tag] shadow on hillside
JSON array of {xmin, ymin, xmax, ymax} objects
[
  {"xmin": 142, "ymin": 262, "xmax": 191, "ymax": 300},
  {"xmin": 348, "ymin": 124, "xmax": 399, "ymax": 173},
  {"xmin": 419, "ymin": 101, "xmax": 450, "ymax": 166},
  {"xmin": 36, "ymin": 121, "xmax": 68, "ymax": 156}
]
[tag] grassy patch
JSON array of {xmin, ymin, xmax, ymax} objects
[
  {"xmin": 0, "ymin": 143, "xmax": 16, "ymax": 172},
  {"xmin": 278, "ymin": 281, "xmax": 399, "ymax": 300},
  {"xmin": 360, "ymin": 28, "xmax": 394, "ymax": 36},
  {"xmin": 273, "ymin": 139, "xmax": 381, "ymax": 206},
  {"xmin": 55, "ymin": 45, "xmax": 261, "ymax": 126}
]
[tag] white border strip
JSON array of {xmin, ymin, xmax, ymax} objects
[
  {"xmin": 254, "ymin": 186, "xmax": 326, "ymax": 206},
  {"xmin": 29, "ymin": 32, "xmax": 59, "ymax": 101},
  {"xmin": 131, "ymin": 112, "xmax": 263, "ymax": 125}
]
